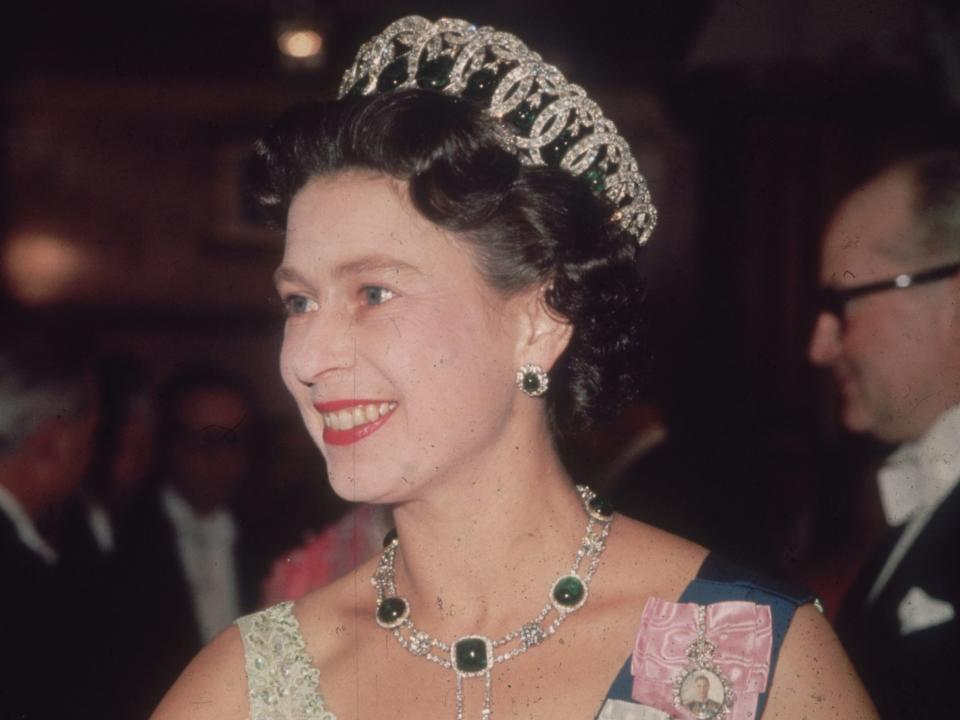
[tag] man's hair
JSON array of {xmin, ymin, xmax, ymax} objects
[
  {"xmin": 0, "ymin": 328, "xmax": 93, "ymax": 455},
  {"xmin": 907, "ymin": 149, "xmax": 960, "ymax": 263}
]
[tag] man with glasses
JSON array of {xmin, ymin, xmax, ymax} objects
[
  {"xmin": 809, "ymin": 150, "xmax": 960, "ymax": 717},
  {"xmin": 113, "ymin": 366, "xmax": 264, "ymax": 718}
]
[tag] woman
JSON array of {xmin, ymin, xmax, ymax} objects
[{"xmin": 154, "ymin": 17, "xmax": 876, "ymax": 719}]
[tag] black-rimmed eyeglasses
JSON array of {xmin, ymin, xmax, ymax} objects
[{"xmin": 817, "ymin": 260, "xmax": 960, "ymax": 325}]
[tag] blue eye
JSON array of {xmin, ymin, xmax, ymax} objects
[
  {"xmin": 361, "ymin": 286, "xmax": 394, "ymax": 306},
  {"xmin": 282, "ymin": 294, "xmax": 318, "ymax": 317}
]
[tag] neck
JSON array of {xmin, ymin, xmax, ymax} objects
[{"xmin": 386, "ymin": 445, "xmax": 588, "ymax": 637}]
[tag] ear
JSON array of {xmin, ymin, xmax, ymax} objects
[
  {"xmin": 946, "ymin": 273, "xmax": 960, "ymax": 343},
  {"xmin": 513, "ymin": 283, "xmax": 573, "ymax": 372}
]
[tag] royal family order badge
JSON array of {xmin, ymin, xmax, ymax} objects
[
  {"xmin": 671, "ymin": 606, "xmax": 734, "ymax": 719},
  {"xmin": 630, "ymin": 599, "xmax": 773, "ymax": 720}
]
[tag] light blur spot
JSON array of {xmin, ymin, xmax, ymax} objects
[
  {"xmin": 3, "ymin": 231, "xmax": 89, "ymax": 304},
  {"xmin": 278, "ymin": 29, "xmax": 323, "ymax": 59}
]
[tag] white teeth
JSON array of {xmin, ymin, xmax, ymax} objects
[{"xmin": 322, "ymin": 402, "xmax": 398, "ymax": 430}]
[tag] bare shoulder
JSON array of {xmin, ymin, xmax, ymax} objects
[
  {"xmin": 763, "ymin": 605, "xmax": 878, "ymax": 718},
  {"xmin": 150, "ymin": 625, "xmax": 247, "ymax": 720},
  {"xmin": 150, "ymin": 562, "xmax": 378, "ymax": 720},
  {"xmin": 602, "ymin": 513, "xmax": 709, "ymax": 600},
  {"xmin": 292, "ymin": 556, "xmax": 381, "ymax": 665}
]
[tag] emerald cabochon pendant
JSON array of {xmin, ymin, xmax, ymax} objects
[
  {"xmin": 372, "ymin": 485, "xmax": 613, "ymax": 720},
  {"xmin": 375, "ymin": 596, "xmax": 409, "ymax": 628},
  {"xmin": 551, "ymin": 574, "xmax": 587, "ymax": 611}
]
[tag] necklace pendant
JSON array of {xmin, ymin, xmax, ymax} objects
[
  {"xmin": 454, "ymin": 662, "xmax": 494, "ymax": 720},
  {"xmin": 452, "ymin": 635, "xmax": 494, "ymax": 676}
]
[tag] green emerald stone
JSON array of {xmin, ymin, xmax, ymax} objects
[
  {"xmin": 417, "ymin": 56, "xmax": 454, "ymax": 90},
  {"xmin": 584, "ymin": 166, "xmax": 606, "ymax": 194},
  {"xmin": 376, "ymin": 597, "xmax": 408, "ymax": 627},
  {"xmin": 382, "ymin": 528, "xmax": 398, "ymax": 548},
  {"xmin": 588, "ymin": 495, "xmax": 613, "ymax": 519},
  {"xmin": 453, "ymin": 637, "xmax": 489, "ymax": 674},
  {"xmin": 507, "ymin": 101, "xmax": 537, "ymax": 132},
  {"xmin": 464, "ymin": 68, "xmax": 498, "ymax": 102},
  {"xmin": 377, "ymin": 57, "xmax": 409, "ymax": 92},
  {"xmin": 522, "ymin": 372, "xmax": 541, "ymax": 394},
  {"xmin": 552, "ymin": 575, "xmax": 586, "ymax": 608},
  {"xmin": 541, "ymin": 128, "xmax": 577, "ymax": 167}
]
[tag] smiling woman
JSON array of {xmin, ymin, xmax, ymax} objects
[
  {"xmin": 152, "ymin": 16, "xmax": 877, "ymax": 720},
  {"xmin": 276, "ymin": 171, "xmax": 550, "ymax": 503}
]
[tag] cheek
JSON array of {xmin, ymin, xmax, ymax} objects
[
  {"xmin": 279, "ymin": 332, "xmax": 302, "ymax": 397},
  {"xmin": 409, "ymin": 311, "xmax": 505, "ymax": 379}
]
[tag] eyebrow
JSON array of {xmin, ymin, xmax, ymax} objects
[
  {"xmin": 273, "ymin": 254, "xmax": 422, "ymax": 288},
  {"xmin": 333, "ymin": 254, "xmax": 421, "ymax": 279},
  {"xmin": 273, "ymin": 265, "xmax": 310, "ymax": 288}
]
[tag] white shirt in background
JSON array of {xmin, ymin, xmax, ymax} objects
[
  {"xmin": 161, "ymin": 485, "xmax": 241, "ymax": 643},
  {"xmin": 0, "ymin": 484, "xmax": 58, "ymax": 565},
  {"xmin": 868, "ymin": 403, "xmax": 960, "ymax": 606}
]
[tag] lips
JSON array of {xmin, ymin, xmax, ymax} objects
[{"xmin": 314, "ymin": 399, "xmax": 398, "ymax": 446}]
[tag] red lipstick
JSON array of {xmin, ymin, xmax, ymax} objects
[{"xmin": 314, "ymin": 400, "xmax": 397, "ymax": 446}]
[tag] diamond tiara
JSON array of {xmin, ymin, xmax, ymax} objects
[{"xmin": 338, "ymin": 16, "xmax": 658, "ymax": 244}]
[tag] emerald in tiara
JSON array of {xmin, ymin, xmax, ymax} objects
[{"xmin": 339, "ymin": 15, "xmax": 658, "ymax": 245}]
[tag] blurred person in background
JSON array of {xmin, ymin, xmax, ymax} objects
[
  {"xmin": 114, "ymin": 365, "xmax": 264, "ymax": 717},
  {"xmin": 0, "ymin": 326, "xmax": 98, "ymax": 717},
  {"xmin": 60, "ymin": 353, "xmax": 156, "ymax": 572},
  {"xmin": 261, "ymin": 502, "xmax": 392, "ymax": 605},
  {"xmin": 809, "ymin": 149, "xmax": 960, "ymax": 717}
]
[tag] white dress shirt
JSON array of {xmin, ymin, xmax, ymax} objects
[
  {"xmin": 86, "ymin": 500, "xmax": 116, "ymax": 555},
  {"xmin": 868, "ymin": 403, "xmax": 960, "ymax": 605},
  {"xmin": 161, "ymin": 486, "xmax": 241, "ymax": 643},
  {"xmin": 0, "ymin": 484, "xmax": 57, "ymax": 565}
]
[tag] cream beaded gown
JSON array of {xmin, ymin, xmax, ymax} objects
[{"xmin": 237, "ymin": 602, "xmax": 337, "ymax": 720}]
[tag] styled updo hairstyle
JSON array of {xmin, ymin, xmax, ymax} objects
[{"xmin": 252, "ymin": 90, "xmax": 647, "ymax": 438}]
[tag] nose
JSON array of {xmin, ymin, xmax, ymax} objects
[
  {"xmin": 807, "ymin": 312, "xmax": 842, "ymax": 367},
  {"xmin": 282, "ymin": 306, "xmax": 357, "ymax": 387}
]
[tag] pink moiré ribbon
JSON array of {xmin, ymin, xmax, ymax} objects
[{"xmin": 630, "ymin": 599, "xmax": 773, "ymax": 720}]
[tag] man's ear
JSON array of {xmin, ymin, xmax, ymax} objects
[
  {"xmin": 941, "ymin": 272, "xmax": 960, "ymax": 337},
  {"xmin": 514, "ymin": 284, "xmax": 573, "ymax": 371}
]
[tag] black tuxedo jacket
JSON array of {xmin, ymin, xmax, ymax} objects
[
  {"xmin": 0, "ymin": 508, "xmax": 106, "ymax": 718},
  {"xmin": 0, "ymin": 509, "xmax": 58, "ymax": 718},
  {"xmin": 837, "ymin": 480, "xmax": 960, "ymax": 717}
]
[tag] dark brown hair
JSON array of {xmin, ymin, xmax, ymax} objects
[{"xmin": 252, "ymin": 89, "xmax": 648, "ymax": 437}]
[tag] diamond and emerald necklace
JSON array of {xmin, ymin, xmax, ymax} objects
[{"xmin": 372, "ymin": 484, "xmax": 614, "ymax": 720}]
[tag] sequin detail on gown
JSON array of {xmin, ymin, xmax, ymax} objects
[{"xmin": 236, "ymin": 601, "xmax": 337, "ymax": 720}]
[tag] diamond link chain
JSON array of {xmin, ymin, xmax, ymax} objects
[{"xmin": 371, "ymin": 485, "xmax": 612, "ymax": 718}]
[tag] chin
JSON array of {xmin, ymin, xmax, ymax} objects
[{"xmin": 325, "ymin": 465, "xmax": 407, "ymax": 504}]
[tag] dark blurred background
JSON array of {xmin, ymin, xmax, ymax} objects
[{"xmin": 3, "ymin": 0, "xmax": 958, "ymax": 632}]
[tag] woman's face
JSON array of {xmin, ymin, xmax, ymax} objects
[{"xmin": 276, "ymin": 172, "xmax": 528, "ymax": 503}]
